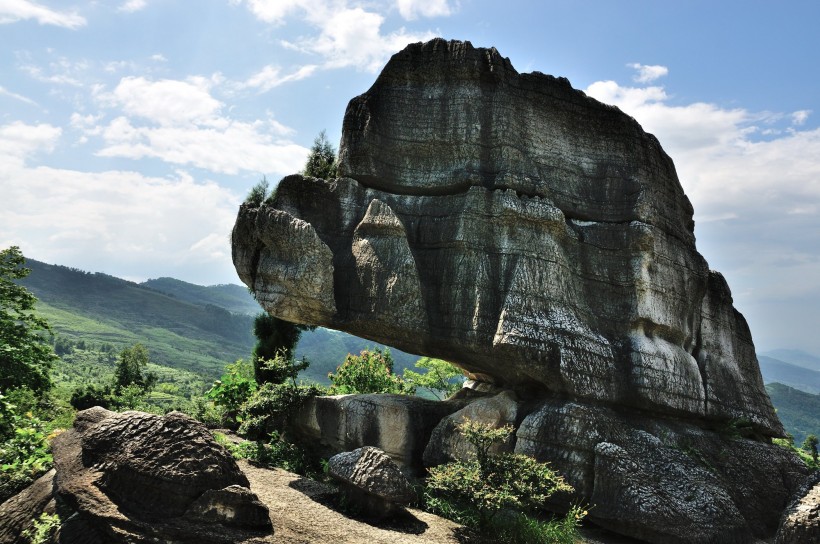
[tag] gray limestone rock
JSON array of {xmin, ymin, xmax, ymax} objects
[
  {"xmin": 775, "ymin": 474, "xmax": 820, "ymax": 544},
  {"xmin": 289, "ymin": 393, "xmax": 465, "ymax": 475},
  {"xmin": 230, "ymin": 38, "xmax": 802, "ymax": 543},
  {"xmin": 328, "ymin": 446, "xmax": 415, "ymax": 519},
  {"xmin": 423, "ymin": 390, "xmax": 521, "ymax": 467},
  {"xmin": 232, "ymin": 39, "xmax": 780, "ymax": 437}
]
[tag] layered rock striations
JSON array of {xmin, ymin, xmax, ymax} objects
[
  {"xmin": 232, "ymin": 39, "xmax": 811, "ymax": 543},
  {"xmin": 233, "ymin": 38, "xmax": 777, "ymax": 434}
]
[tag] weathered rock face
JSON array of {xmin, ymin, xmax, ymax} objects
[
  {"xmin": 775, "ymin": 474, "xmax": 820, "ymax": 544},
  {"xmin": 233, "ymin": 38, "xmax": 779, "ymax": 436},
  {"xmin": 25, "ymin": 408, "xmax": 272, "ymax": 543},
  {"xmin": 232, "ymin": 38, "xmax": 810, "ymax": 543}
]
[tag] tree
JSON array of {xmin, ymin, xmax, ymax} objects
[
  {"xmin": 403, "ymin": 357, "xmax": 466, "ymax": 400},
  {"xmin": 803, "ymin": 434, "xmax": 819, "ymax": 464},
  {"xmin": 303, "ymin": 130, "xmax": 337, "ymax": 180},
  {"xmin": 328, "ymin": 348, "xmax": 414, "ymax": 395},
  {"xmin": 244, "ymin": 176, "xmax": 270, "ymax": 205},
  {"xmin": 114, "ymin": 343, "xmax": 157, "ymax": 392},
  {"xmin": 0, "ymin": 246, "xmax": 57, "ymax": 394},
  {"xmin": 252, "ymin": 314, "xmax": 312, "ymax": 384}
]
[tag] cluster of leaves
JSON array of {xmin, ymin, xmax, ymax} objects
[
  {"xmin": 69, "ymin": 343, "xmax": 159, "ymax": 411},
  {"xmin": 206, "ymin": 358, "xmax": 257, "ymax": 428},
  {"xmin": 773, "ymin": 433, "xmax": 820, "ymax": 470},
  {"xmin": 328, "ymin": 348, "xmax": 415, "ymax": 395},
  {"xmin": 0, "ymin": 392, "xmax": 54, "ymax": 503},
  {"xmin": 238, "ymin": 379, "xmax": 324, "ymax": 440},
  {"xmin": 424, "ymin": 420, "xmax": 584, "ymax": 543},
  {"xmin": 403, "ymin": 357, "xmax": 465, "ymax": 400},
  {"xmin": 214, "ymin": 430, "xmax": 317, "ymax": 476},
  {"xmin": 22, "ymin": 512, "xmax": 61, "ymax": 544},
  {"xmin": 0, "ymin": 246, "xmax": 57, "ymax": 395}
]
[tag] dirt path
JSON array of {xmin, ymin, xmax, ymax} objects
[{"xmin": 239, "ymin": 460, "xmax": 470, "ymax": 544}]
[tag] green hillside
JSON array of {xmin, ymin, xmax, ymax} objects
[
  {"xmin": 758, "ymin": 355, "xmax": 820, "ymax": 394},
  {"xmin": 766, "ymin": 382, "xmax": 820, "ymax": 445},
  {"xmin": 141, "ymin": 277, "xmax": 262, "ymax": 316},
  {"xmin": 22, "ymin": 260, "xmax": 255, "ymax": 379}
]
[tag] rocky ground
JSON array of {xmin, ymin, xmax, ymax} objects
[{"xmin": 238, "ymin": 460, "xmax": 644, "ymax": 544}]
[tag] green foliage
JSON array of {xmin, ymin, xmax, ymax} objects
[
  {"xmin": 403, "ymin": 357, "xmax": 465, "ymax": 399},
  {"xmin": 245, "ymin": 176, "xmax": 270, "ymax": 205},
  {"xmin": 238, "ymin": 381, "xmax": 323, "ymax": 440},
  {"xmin": 114, "ymin": 343, "xmax": 157, "ymax": 392},
  {"xmin": 258, "ymin": 350, "xmax": 309, "ymax": 386},
  {"xmin": 802, "ymin": 434, "xmax": 819, "ymax": 463},
  {"xmin": 0, "ymin": 246, "xmax": 57, "ymax": 394},
  {"xmin": 0, "ymin": 399, "xmax": 53, "ymax": 503},
  {"xmin": 215, "ymin": 431, "xmax": 315, "ymax": 475},
  {"xmin": 206, "ymin": 359, "xmax": 257, "ymax": 427},
  {"xmin": 303, "ymin": 130, "xmax": 337, "ymax": 180},
  {"xmin": 69, "ymin": 383, "xmax": 114, "ymax": 410},
  {"xmin": 251, "ymin": 314, "xmax": 313, "ymax": 384},
  {"xmin": 773, "ymin": 437, "xmax": 819, "ymax": 470},
  {"xmin": 424, "ymin": 420, "xmax": 581, "ymax": 543},
  {"xmin": 22, "ymin": 512, "xmax": 61, "ymax": 544},
  {"xmin": 328, "ymin": 348, "xmax": 415, "ymax": 395}
]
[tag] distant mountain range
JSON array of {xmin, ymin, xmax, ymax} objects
[
  {"xmin": 22, "ymin": 259, "xmax": 419, "ymax": 382},
  {"xmin": 758, "ymin": 354, "xmax": 820, "ymax": 395}
]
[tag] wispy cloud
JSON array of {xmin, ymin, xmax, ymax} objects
[
  {"xmin": 0, "ymin": 0, "xmax": 86, "ymax": 28},
  {"xmin": 119, "ymin": 0, "xmax": 147, "ymax": 13},
  {"xmin": 627, "ymin": 62, "xmax": 669, "ymax": 83},
  {"xmin": 396, "ymin": 0, "xmax": 457, "ymax": 20},
  {"xmin": 237, "ymin": 64, "xmax": 318, "ymax": 93},
  {"xmin": 792, "ymin": 109, "xmax": 811, "ymax": 126},
  {"xmin": 0, "ymin": 84, "xmax": 37, "ymax": 106}
]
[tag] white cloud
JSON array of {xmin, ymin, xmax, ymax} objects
[
  {"xmin": 0, "ymin": 0, "xmax": 85, "ymax": 28},
  {"xmin": 239, "ymin": 64, "xmax": 318, "ymax": 92},
  {"xmin": 396, "ymin": 0, "xmax": 456, "ymax": 20},
  {"xmin": 237, "ymin": 0, "xmax": 438, "ymax": 73},
  {"xmin": 792, "ymin": 109, "xmax": 811, "ymax": 125},
  {"xmin": 628, "ymin": 62, "xmax": 669, "ymax": 83},
  {"xmin": 88, "ymin": 76, "xmax": 309, "ymax": 175},
  {"xmin": 119, "ymin": 0, "xmax": 147, "ymax": 13},
  {"xmin": 0, "ymin": 121, "xmax": 61, "ymax": 167},
  {"xmin": 151, "ymin": 53, "xmax": 167, "ymax": 62},
  {"xmin": 292, "ymin": 7, "xmax": 435, "ymax": 71}
]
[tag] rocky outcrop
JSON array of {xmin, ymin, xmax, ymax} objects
[
  {"xmin": 233, "ymin": 38, "xmax": 779, "ymax": 436},
  {"xmin": 232, "ymin": 38, "xmax": 809, "ymax": 542},
  {"xmin": 775, "ymin": 474, "xmax": 820, "ymax": 544},
  {"xmin": 328, "ymin": 446, "xmax": 415, "ymax": 518},
  {"xmin": 0, "ymin": 408, "xmax": 273, "ymax": 544}
]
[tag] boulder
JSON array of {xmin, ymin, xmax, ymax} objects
[
  {"xmin": 0, "ymin": 469, "xmax": 57, "ymax": 544},
  {"xmin": 48, "ymin": 408, "xmax": 271, "ymax": 543},
  {"xmin": 231, "ymin": 38, "xmax": 806, "ymax": 542},
  {"xmin": 423, "ymin": 390, "xmax": 521, "ymax": 466},
  {"xmin": 289, "ymin": 393, "xmax": 465, "ymax": 475},
  {"xmin": 328, "ymin": 446, "xmax": 415, "ymax": 519},
  {"xmin": 775, "ymin": 474, "xmax": 820, "ymax": 544},
  {"xmin": 233, "ymin": 38, "xmax": 780, "ymax": 436}
]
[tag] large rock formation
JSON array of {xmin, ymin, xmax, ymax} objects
[{"xmin": 232, "ymin": 39, "xmax": 813, "ymax": 542}]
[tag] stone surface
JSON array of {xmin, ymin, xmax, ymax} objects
[
  {"xmin": 49, "ymin": 407, "xmax": 272, "ymax": 543},
  {"xmin": 328, "ymin": 446, "xmax": 415, "ymax": 519},
  {"xmin": 0, "ymin": 469, "xmax": 57, "ymax": 544},
  {"xmin": 289, "ymin": 393, "xmax": 465, "ymax": 475},
  {"xmin": 515, "ymin": 399, "xmax": 811, "ymax": 543},
  {"xmin": 775, "ymin": 474, "xmax": 820, "ymax": 544},
  {"xmin": 230, "ymin": 38, "xmax": 803, "ymax": 543},
  {"xmin": 232, "ymin": 38, "xmax": 781, "ymax": 437},
  {"xmin": 423, "ymin": 390, "xmax": 521, "ymax": 466}
]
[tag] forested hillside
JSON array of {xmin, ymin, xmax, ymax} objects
[{"xmin": 765, "ymin": 383, "xmax": 820, "ymax": 445}]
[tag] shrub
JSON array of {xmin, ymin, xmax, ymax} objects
[
  {"xmin": 22, "ymin": 512, "xmax": 60, "ymax": 544},
  {"xmin": 206, "ymin": 359, "xmax": 257, "ymax": 427},
  {"xmin": 424, "ymin": 420, "xmax": 583, "ymax": 543},
  {"xmin": 328, "ymin": 349, "xmax": 414, "ymax": 395},
  {"xmin": 303, "ymin": 130, "xmax": 337, "ymax": 180},
  {"xmin": 245, "ymin": 177, "xmax": 270, "ymax": 206},
  {"xmin": 0, "ymin": 401, "xmax": 53, "ymax": 503},
  {"xmin": 216, "ymin": 430, "xmax": 315, "ymax": 476},
  {"xmin": 70, "ymin": 383, "xmax": 114, "ymax": 410},
  {"xmin": 238, "ymin": 381, "xmax": 323, "ymax": 440}
]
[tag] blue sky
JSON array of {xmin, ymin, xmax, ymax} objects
[{"xmin": 1, "ymin": 0, "xmax": 819, "ymax": 355}]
